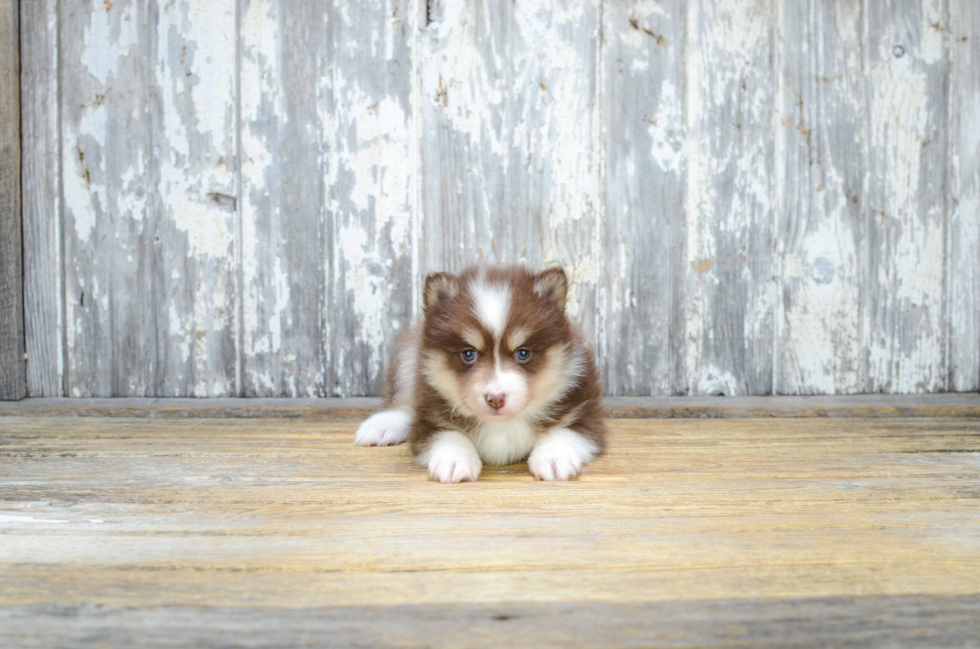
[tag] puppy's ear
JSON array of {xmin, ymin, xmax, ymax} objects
[
  {"xmin": 534, "ymin": 266, "xmax": 568, "ymax": 311},
  {"xmin": 424, "ymin": 272, "xmax": 459, "ymax": 313}
]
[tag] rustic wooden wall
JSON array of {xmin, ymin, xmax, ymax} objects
[{"xmin": 19, "ymin": 0, "xmax": 980, "ymax": 398}]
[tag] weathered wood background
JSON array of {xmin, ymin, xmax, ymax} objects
[{"xmin": 18, "ymin": 0, "xmax": 980, "ymax": 398}]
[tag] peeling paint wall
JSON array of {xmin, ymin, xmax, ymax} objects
[{"xmin": 20, "ymin": 0, "xmax": 980, "ymax": 397}]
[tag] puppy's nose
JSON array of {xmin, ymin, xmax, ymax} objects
[{"xmin": 485, "ymin": 392, "xmax": 506, "ymax": 410}]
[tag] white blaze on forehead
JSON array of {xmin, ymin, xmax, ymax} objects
[{"xmin": 470, "ymin": 280, "xmax": 511, "ymax": 337}]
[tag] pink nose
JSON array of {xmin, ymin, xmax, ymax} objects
[{"xmin": 485, "ymin": 392, "xmax": 506, "ymax": 410}]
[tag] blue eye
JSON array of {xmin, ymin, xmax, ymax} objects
[
  {"xmin": 515, "ymin": 348, "xmax": 531, "ymax": 362},
  {"xmin": 461, "ymin": 349, "xmax": 478, "ymax": 364}
]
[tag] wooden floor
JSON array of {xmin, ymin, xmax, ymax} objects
[{"xmin": 1, "ymin": 408, "xmax": 979, "ymax": 647}]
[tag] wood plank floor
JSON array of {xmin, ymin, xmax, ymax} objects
[{"xmin": 1, "ymin": 413, "xmax": 979, "ymax": 647}]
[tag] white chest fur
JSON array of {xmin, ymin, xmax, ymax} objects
[{"xmin": 469, "ymin": 417, "xmax": 538, "ymax": 466}]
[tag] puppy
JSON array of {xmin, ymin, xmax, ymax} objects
[{"xmin": 355, "ymin": 265, "xmax": 605, "ymax": 483}]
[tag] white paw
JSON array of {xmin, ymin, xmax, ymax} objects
[
  {"xmin": 419, "ymin": 431, "xmax": 483, "ymax": 483},
  {"xmin": 354, "ymin": 410, "xmax": 411, "ymax": 447},
  {"xmin": 528, "ymin": 428, "xmax": 598, "ymax": 481}
]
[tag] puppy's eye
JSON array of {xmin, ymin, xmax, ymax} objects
[
  {"xmin": 461, "ymin": 348, "xmax": 478, "ymax": 364},
  {"xmin": 515, "ymin": 348, "xmax": 531, "ymax": 362}
]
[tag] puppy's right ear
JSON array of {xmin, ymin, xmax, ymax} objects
[{"xmin": 424, "ymin": 272, "xmax": 459, "ymax": 313}]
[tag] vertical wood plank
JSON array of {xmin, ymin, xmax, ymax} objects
[
  {"xmin": 776, "ymin": 0, "xmax": 865, "ymax": 394},
  {"xmin": 420, "ymin": 0, "xmax": 600, "ymax": 344},
  {"xmin": 325, "ymin": 0, "xmax": 419, "ymax": 396},
  {"xmin": 0, "ymin": 0, "xmax": 26, "ymax": 400},
  {"xmin": 241, "ymin": 0, "xmax": 417, "ymax": 397},
  {"xmin": 61, "ymin": 0, "xmax": 151, "ymax": 396},
  {"xmin": 864, "ymin": 0, "xmax": 948, "ymax": 392},
  {"xmin": 150, "ymin": 1, "xmax": 238, "ymax": 396},
  {"xmin": 21, "ymin": 0, "xmax": 63, "ymax": 397},
  {"xmin": 599, "ymin": 0, "xmax": 685, "ymax": 395},
  {"xmin": 683, "ymin": 0, "xmax": 776, "ymax": 395},
  {"xmin": 239, "ymin": 0, "xmax": 329, "ymax": 397},
  {"xmin": 948, "ymin": 0, "xmax": 980, "ymax": 391},
  {"xmin": 61, "ymin": 0, "xmax": 238, "ymax": 396}
]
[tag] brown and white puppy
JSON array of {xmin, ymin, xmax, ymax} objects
[{"xmin": 355, "ymin": 265, "xmax": 605, "ymax": 483}]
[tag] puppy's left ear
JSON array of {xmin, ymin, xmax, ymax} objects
[
  {"xmin": 424, "ymin": 271, "xmax": 459, "ymax": 313},
  {"xmin": 534, "ymin": 266, "xmax": 568, "ymax": 311}
]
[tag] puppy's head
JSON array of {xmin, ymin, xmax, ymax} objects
[{"xmin": 421, "ymin": 266, "xmax": 581, "ymax": 422}]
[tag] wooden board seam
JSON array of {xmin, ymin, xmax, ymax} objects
[{"xmin": 0, "ymin": 395, "xmax": 978, "ymax": 419}]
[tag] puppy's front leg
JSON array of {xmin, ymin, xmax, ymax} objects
[
  {"xmin": 417, "ymin": 431, "xmax": 483, "ymax": 483},
  {"xmin": 528, "ymin": 428, "xmax": 599, "ymax": 481}
]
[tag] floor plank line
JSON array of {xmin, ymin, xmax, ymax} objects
[{"xmin": 2, "ymin": 394, "xmax": 979, "ymax": 419}]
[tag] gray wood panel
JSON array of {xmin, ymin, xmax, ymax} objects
[
  {"xmin": 948, "ymin": 0, "xmax": 980, "ymax": 392},
  {"xmin": 325, "ymin": 0, "xmax": 418, "ymax": 397},
  {"xmin": 239, "ymin": 0, "xmax": 330, "ymax": 397},
  {"xmin": 420, "ymin": 0, "xmax": 600, "ymax": 344},
  {"xmin": 0, "ymin": 0, "xmax": 25, "ymax": 400},
  {"xmin": 682, "ymin": 0, "xmax": 776, "ymax": 395},
  {"xmin": 16, "ymin": 0, "xmax": 980, "ymax": 397},
  {"xmin": 60, "ymin": 0, "xmax": 152, "ymax": 396},
  {"xmin": 777, "ymin": 0, "xmax": 865, "ymax": 394},
  {"xmin": 864, "ymin": 0, "xmax": 948, "ymax": 393},
  {"xmin": 599, "ymin": 0, "xmax": 685, "ymax": 396},
  {"xmin": 240, "ymin": 0, "xmax": 417, "ymax": 398},
  {"xmin": 21, "ymin": 0, "xmax": 62, "ymax": 397},
  {"xmin": 150, "ymin": 2, "xmax": 239, "ymax": 397},
  {"xmin": 59, "ymin": 0, "xmax": 237, "ymax": 397}
]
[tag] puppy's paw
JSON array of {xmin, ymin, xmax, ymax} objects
[
  {"xmin": 354, "ymin": 410, "xmax": 411, "ymax": 447},
  {"xmin": 528, "ymin": 428, "xmax": 598, "ymax": 481},
  {"xmin": 420, "ymin": 431, "xmax": 482, "ymax": 483},
  {"xmin": 428, "ymin": 451, "xmax": 482, "ymax": 484},
  {"xmin": 528, "ymin": 448, "xmax": 581, "ymax": 481}
]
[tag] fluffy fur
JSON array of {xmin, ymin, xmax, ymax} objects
[{"xmin": 355, "ymin": 265, "xmax": 606, "ymax": 483}]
